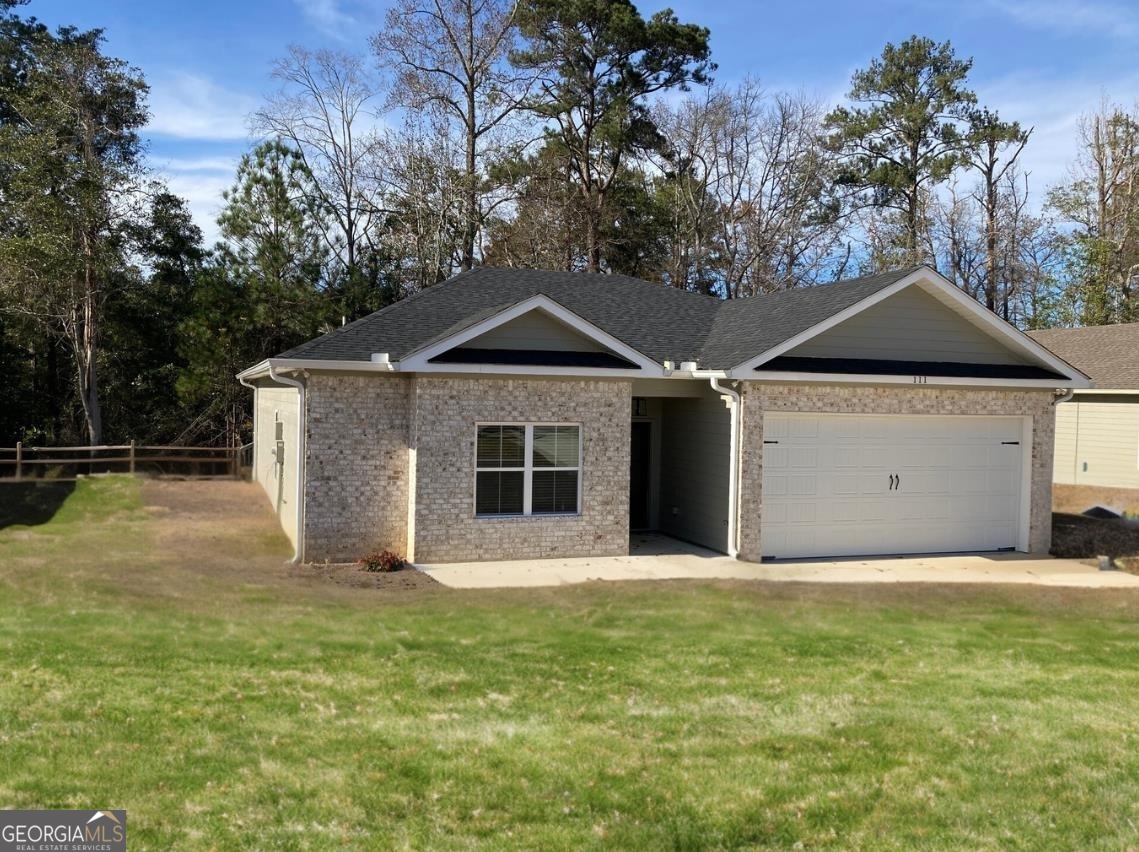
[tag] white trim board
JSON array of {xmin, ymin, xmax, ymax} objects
[{"xmin": 749, "ymin": 371, "xmax": 1074, "ymax": 390}]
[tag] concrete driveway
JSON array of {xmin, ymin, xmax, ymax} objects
[{"xmin": 419, "ymin": 533, "xmax": 1139, "ymax": 590}]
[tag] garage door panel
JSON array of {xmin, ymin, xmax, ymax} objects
[
  {"xmin": 951, "ymin": 469, "xmax": 989, "ymax": 494},
  {"xmin": 859, "ymin": 499, "xmax": 889, "ymax": 522},
  {"xmin": 788, "ymin": 447, "xmax": 817, "ymax": 468},
  {"xmin": 761, "ymin": 413, "xmax": 1024, "ymax": 559},
  {"xmin": 861, "ymin": 446, "xmax": 892, "ymax": 468},
  {"xmin": 765, "ymin": 445, "xmax": 789, "ymax": 469},
  {"xmin": 832, "ymin": 473, "xmax": 860, "ymax": 495},
  {"xmin": 988, "ymin": 469, "xmax": 1017, "ymax": 495},
  {"xmin": 788, "ymin": 474, "xmax": 817, "ymax": 496}
]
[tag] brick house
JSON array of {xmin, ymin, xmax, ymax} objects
[{"xmin": 237, "ymin": 266, "xmax": 1089, "ymax": 564}]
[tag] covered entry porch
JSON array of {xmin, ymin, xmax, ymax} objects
[{"xmin": 628, "ymin": 379, "xmax": 733, "ymax": 555}]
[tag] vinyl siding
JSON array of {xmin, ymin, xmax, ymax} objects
[
  {"xmin": 658, "ymin": 391, "xmax": 730, "ymax": 552},
  {"xmin": 253, "ymin": 383, "xmax": 301, "ymax": 548},
  {"xmin": 460, "ymin": 310, "xmax": 604, "ymax": 352},
  {"xmin": 1053, "ymin": 403, "xmax": 1078, "ymax": 485},
  {"xmin": 1056, "ymin": 399, "xmax": 1139, "ymax": 489},
  {"xmin": 791, "ymin": 285, "xmax": 1030, "ymax": 364}
]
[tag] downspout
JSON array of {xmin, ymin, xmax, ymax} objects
[
  {"xmin": 237, "ymin": 373, "xmax": 257, "ymax": 477},
  {"xmin": 1053, "ymin": 387, "xmax": 1076, "ymax": 484},
  {"xmin": 710, "ymin": 377, "xmax": 741, "ymax": 559},
  {"xmin": 268, "ymin": 365, "xmax": 307, "ymax": 564}
]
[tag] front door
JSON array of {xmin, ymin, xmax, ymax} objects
[{"xmin": 629, "ymin": 421, "xmax": 651, "ymax": 530}]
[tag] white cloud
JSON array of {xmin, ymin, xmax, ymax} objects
[
  {"xmin": 988, "ymin": 0, "xmax": 1139, "ymax": 41},
  {"xmin": 148, "ymin": 72, "xmax": 259, "ymax": 141},
  {"xmin": 156, "ymin": 156, "xmax": 241, "ymax": 246},
  {"xmin": 293, "ymin": 0, "xmax": 356, "ymax": 40},
  {"xmin": 975, "ymin": 70, "xmax": 1139, "ymax": 199}
]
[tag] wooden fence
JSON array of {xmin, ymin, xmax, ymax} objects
[{"xmin": 0, "ymin": 442, "xmax": 253, "ymax": 482}]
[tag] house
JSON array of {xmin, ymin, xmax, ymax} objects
[
  {"xmin": 1026, "ymin": 323, "xmax": 1139, "ymax": 490},
  {"xmin": 237, "ymin": 265, "xmax": 1089, "ymax": 565}
]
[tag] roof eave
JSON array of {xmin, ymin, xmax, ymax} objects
[{"xmin": 750, "ymin": 370, "xmax": 1091, "ymax": 390}]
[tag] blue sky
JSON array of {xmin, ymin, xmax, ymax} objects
[{"xmin": 27, "ymin": 0, "xmax": 1139, "ymax": 245}]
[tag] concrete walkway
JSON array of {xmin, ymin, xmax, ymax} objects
[{"xmin": 419, "ymin": 534, "xmax": 1139, "ymax": 590}]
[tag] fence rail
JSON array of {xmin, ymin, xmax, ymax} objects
[{"xmin": 0, "ymin": 441, "xmax": 253, "ymax": 482}]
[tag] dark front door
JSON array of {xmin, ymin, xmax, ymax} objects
[{"xmin": 629, "ymin": 421, "xmax": 651, "ymax": 530}]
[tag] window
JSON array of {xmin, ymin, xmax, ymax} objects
[{"xmin": 476, "ymin": 424, "xmax": 580, "ymax": 516}]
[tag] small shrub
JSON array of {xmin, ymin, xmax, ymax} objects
[{"xmin": 357, "ymin": 550, "xmax": 406, "ymax": 572}]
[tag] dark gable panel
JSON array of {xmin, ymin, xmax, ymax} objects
[
  {"xmin": 759, "ymin": 356, "xmax": 1067, "ymax": 380},
  {"xmin": 430, "ymin": 348, "xmax": 639, "ymax": 369}
]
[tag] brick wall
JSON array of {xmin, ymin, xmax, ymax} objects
[
  {"xmin": 737, "ymin": 384, "xmax": 1057, "ymax": 560},
  {"xmin": 411, "ymin": 376, "xmax": 630, "ymax": 562},
  {"xmin": 304, "ymin": 373, "xmax": 412, "ymax": 562}
]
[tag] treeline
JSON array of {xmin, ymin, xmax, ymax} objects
[{"xmin": 2, "ymin": 0, "xmax": 1137, "ymax": 447}]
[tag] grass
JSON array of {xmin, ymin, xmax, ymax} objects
[{"xmin": 3, "ymin": 477, "xmax": 1139, "ymax": 849}]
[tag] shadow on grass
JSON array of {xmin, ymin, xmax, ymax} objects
[{"xmin": 0, "ymin": 481, "xmax": 77, "ymax": 529}]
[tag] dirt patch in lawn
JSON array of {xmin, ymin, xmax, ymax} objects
[
  {"xmin": 292, "ymin": 562, "xmax": 443, "ymax": 591},
  {"xmin": 1051, "ymin": 484, "xmax": 1139, "ymax": 572},
  {"xmin": 139, "ymin": 478, "xmax": 445, "ymax": 596}
]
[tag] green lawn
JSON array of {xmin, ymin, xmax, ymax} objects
[{"xmin": 3, "ymin": 477, "xmax": 1139, "ymax": 849}]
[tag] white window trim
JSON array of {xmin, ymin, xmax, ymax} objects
[{"xmin": 474, "ymin": 422, "xmax": 583, "ymax": 517}]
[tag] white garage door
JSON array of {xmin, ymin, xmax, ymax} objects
[{"xmin": 761, "ymin": 413, "xmax": 1026, "ymax": 559}]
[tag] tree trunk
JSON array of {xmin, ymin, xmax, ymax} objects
[
  {"xmin": 75, "ymin": 231, "xmax": 103, "ymax": 445},
  {"xmin": 462, "ymin": 80, "xmax": 478, "ymax": 271},
  {"xmin": 585, "ymin": 187, "xmax": 603, "ymax": 273},
  {"xmin": 985, "ymin": 157, "xmax": 999, "ymax": 314}
]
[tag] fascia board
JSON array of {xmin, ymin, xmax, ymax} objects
[
  {"xmin": 410, "ymin": 364, "xmax": 651, "ymax": 378},
  {"xmin": 749, "ymin": 371, "xmax": 1087, "ymax": 389}
]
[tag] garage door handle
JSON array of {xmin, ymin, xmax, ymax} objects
[
  {"xmin": 889, "ymin": 474, "xmax": 896, "ymax": 490},
  {"xmin": 896, "ymin": 474, "xmax": 901, "ymax": 491}
]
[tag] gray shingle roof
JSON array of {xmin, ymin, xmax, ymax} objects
[
  {"xmin": 278, "ymin": 267, "xmax": 720, "ymax": 365},
  {"xmin": 1027, "ymin": 323, "xmax": 1139, "ymax": 389},
  {"xmin": 273, "ymin": 265, "xmax": 946, "ymax": 371},
  {"xmin": 698, "ymin": 267, "xmax": 921, "ymax": 367}
]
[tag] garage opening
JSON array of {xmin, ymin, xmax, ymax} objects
[{"xmin": 760, "ymin": 412, "xmax": 1028, "ymax": 560}]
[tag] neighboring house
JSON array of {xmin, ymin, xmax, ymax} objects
[
  {"xmin": 1027, "ymin": 323, "xmax": 1139, "ymax": 490},
  {"xmin": 238, "ymin": 265, "xmax": 1089, "ymax": 565}
]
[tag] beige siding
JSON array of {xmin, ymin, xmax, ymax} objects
[
  {"xmin": 253, "ymin": 383, "xmax": 301, "ymax": 549},
  {"xmin": 1061, "ymin": 400, "xmax": 1139, "ymax": 489},
  {"xmin": 460, "ymin": 310, "xmax": 604, "ymax": 352},
  {"xmin": 658, "ymin": 389, "xmax": 730, "ymax": 552},
  {"xmin": 791, "ymin": 286, "xmax": 1030, "ymax": 364},
  {"xmin": 1053, "ymin": 404, "xmax": 1078, "ymax": 485}
]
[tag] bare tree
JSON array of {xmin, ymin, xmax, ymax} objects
[
  {"xmin": 252, "ymin": 46, "xmax": 385, "ymax": 315},
  {"xmin": 966, "ymin": 108, "xmax": 1030, "ymax": 312},
  {"xmin": 1048, "ymin": 100, "xmax": 1139, "ymax": 324},
  {"xmin": 376, "ymin": 119, "xmax": 467, "ymax": 293},
  {"xmin": 653, "ymin": 79, "xmax": 846, "ymax": 296},
  {"xmin": 372, "ymin": 0, "xmax": 529, "ymax": 272}
]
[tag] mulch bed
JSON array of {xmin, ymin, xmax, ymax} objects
[
  {"xmin": 293, "ymin": 562, "xmax": 446, "ymax": 591},
  {"xmin": 1052, "ymin": 512, "xmax": 1139, "ymax": 572}
]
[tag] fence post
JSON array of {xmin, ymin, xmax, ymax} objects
[
  {"xmin": 129, "ymin": 440, "xmax": 135, "ymax": 475},
  {"xmin": 15, "ymin": 441, "xmax": 21, "ymax": 482}
]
